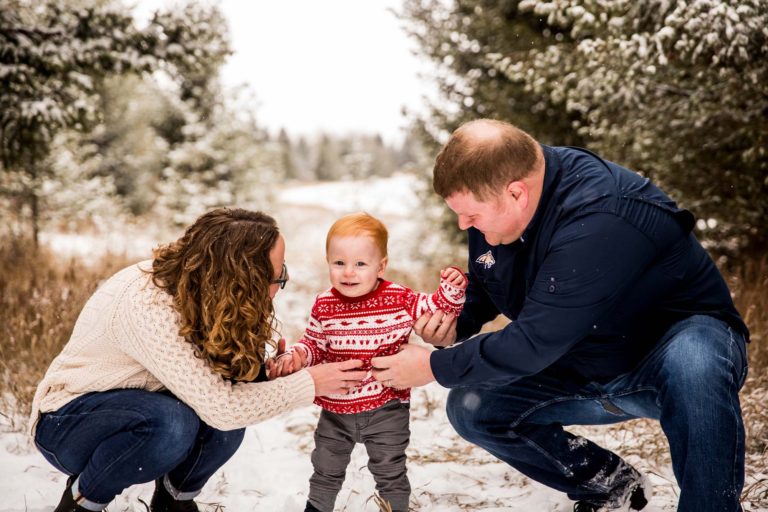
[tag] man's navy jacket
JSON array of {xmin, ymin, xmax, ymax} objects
[{"xmin": 431, "ymin": 145, "xmax": 749, "ymax": 387}]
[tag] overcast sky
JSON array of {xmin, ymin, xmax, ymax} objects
[{"xmin": 138, "ymin": 1, "xmax": 435, "ymax": 144}]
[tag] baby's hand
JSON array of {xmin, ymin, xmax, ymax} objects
[
  {"xmin": 441, "ymin": 266, "xmax": 468, "ymax": 290},
  {"xmin": 267, "ymin": 346, "xmax": 308, "ymax": 379},
  {"xmin": 267, "ymin": 352, "xmax": 295, "ymax": 379}
]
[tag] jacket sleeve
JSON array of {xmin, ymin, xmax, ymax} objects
[
  {"xmin": 431, "ymin": 209, "xmax": 685, "ymax": 387},
  {"xmin": 117, "ymin": 282, "xmax": 315, "ymax": 431}
]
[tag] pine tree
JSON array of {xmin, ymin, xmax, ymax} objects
[
  {"xmin": 0, "ymin": 0, "xmax": 230, "ymax": 244},
  {"xmin": 402, "ymin": 0, "xmax": 768, "ymax": 259}
]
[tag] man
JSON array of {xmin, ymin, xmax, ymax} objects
[{"xmin": 372, "ymin": 119, "xmax": 749, "ymax": 512}]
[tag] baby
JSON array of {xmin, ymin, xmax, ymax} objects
[{"xmin": 275, "ymin": 212, "xmax": 466, "ymax": 512}]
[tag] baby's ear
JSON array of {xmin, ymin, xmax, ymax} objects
[{"xmin": 378, "ymin": 256, "xmax": 388, "ymax": 277}]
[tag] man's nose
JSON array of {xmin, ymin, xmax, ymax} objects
[{"xmin": 458, "ymin": 216, "xmax": 472, "ymax": 230}]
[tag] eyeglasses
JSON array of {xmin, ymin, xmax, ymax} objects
[{"xmin": 271, "ymin": 263, "xmax": 289, "ymax": 289}]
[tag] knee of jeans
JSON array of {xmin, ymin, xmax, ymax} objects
[
  {"xmin": 662, "ymin": 328, "xmax": 736, "ymax": 394},
  {"xmin": 446, "ymin": 388, "xmax": 485, "ymax": 439},
  {"xmin": 145, "ymin": 403, "xmax": 200, "ymax": 460},
  {"xmin": 208, "ymin": 427, "xmax": 245, "ymax": 458}
]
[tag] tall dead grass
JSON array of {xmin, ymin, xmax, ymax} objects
[
  {"xmin": 730, "ymin": 258, "xmax": 768, "ymax": 453},
  {"xmin": 0, "ymin": 237, "xmax": 132, "ymax": 430},
  {"xmin": 730, "ymin": 258, "xmax": 768, "ymax": 507}
]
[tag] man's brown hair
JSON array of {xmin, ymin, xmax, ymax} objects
[
  {"xmin": 149, "ymin": 208, "xmax": 280, "ymax": 382},
  {"xmin": 433, "ymin": 119, "xmax": 540, "ymax": 200}
]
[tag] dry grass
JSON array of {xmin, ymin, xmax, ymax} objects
[
  {"xmin": 729, "ymin": 258, "xmax": 768, "ymax": 509},
  {"xmin": 728, "ymin": 258, "xmax": 768, "ymax": 462},
  {"xmin": 0, "ymin": 236, "xmax": 133, "ymax": 430},
  {"xmin": 369, "ymin": 494, "xmax": 394, "ymax": 512}
]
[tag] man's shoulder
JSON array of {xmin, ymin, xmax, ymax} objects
[
  {"xmin": 551, "ymin": 146, "xmax": 615, "ymax": 182},
  {"xmin": 545, "ymin": 146, "xmax": 627, "ymax": 214}
]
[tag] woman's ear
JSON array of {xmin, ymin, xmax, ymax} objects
[{"xmin": 378, "ymin": 256, "xmax": 388, "ymax": 278}]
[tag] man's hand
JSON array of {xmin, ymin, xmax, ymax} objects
[
  {"xmin": 371, "ymin": 344, "xmax": 436, "ymax": 389},
  {"xmin": 414, "ymin": 310, "xmax": 457, "ymax": 347}
]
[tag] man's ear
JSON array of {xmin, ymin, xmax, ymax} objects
[
  {"xmin": 378, "ymin": 256, "xmax": 388, "ymax": 278},
  {"xmin": 506, "ymin": 181, "xmax": 529, "ymax": 210}
]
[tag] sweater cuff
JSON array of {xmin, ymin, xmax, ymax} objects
[{"xmin": 283, "ymin": 369, "xmax": 316, "ymax": 406}]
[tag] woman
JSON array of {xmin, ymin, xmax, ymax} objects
[{"xmin": 29, "ymin": 208, "xmax": 366, "ymax": 512}]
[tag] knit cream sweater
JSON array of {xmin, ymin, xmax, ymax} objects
[{"xmin": 29, "ymin": 260, "xmax": 315, "ymax": 435}]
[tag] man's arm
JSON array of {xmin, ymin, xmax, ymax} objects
[{"xmin": 430, "ymin": 210, "xmax": 685, "ymax": 388}]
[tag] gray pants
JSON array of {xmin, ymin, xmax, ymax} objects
[{"xmin": 308, "ymin": 400, "xmax": 411, "ymax": 512}]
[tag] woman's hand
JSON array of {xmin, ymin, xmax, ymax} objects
[{"xmin": 306, "ymin": 359, "xmax": 366, "ymax": 396}]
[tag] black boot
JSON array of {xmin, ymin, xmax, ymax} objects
[
  {"xmin": 150, "ymin": 478, "xmax": 200, "ymax": 512},
  {"xmin": 573, "ymin": 463, "xmax": 650, "ymax": 512},
  {"xmin": 304, "ymin": 501, "xmax": 323, "ymax": 512},
  {"xmin": 54, "ymin": 475, "xmax": 93, "ymax": 512}
]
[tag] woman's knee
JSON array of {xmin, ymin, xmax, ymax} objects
[
  {"xmin": 141, "ymin": 399, "xmax": 200, "ymax": 462},
  {"xmin": 203, "ymin": 426, "xmax": 245, "ymax": 460}
]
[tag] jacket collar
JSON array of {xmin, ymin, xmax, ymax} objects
[{"xmin": 520, "ymin": 144, "xmax": 561, "ymax": 245}]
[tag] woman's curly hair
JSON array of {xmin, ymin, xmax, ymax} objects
[{"xmin": 149, "ymin": 208, "xmax": 280, "ymax": 382}]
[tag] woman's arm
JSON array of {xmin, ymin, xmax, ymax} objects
[{"xmin": 116, "ymin": 280, "xmax": 364, "ymax": 430}]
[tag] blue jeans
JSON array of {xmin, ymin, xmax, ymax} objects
[
  {"xmin": 446, "ymin": 315, "xmax": 748, "ymax": 512},
  {"xmin": 34, "ymin": 389, "xmax": 245, "ymax": 508}
]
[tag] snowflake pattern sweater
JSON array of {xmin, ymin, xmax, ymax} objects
[{"xmin": 294, "ymin": 271, "xmax": 465, "ymax": 414}]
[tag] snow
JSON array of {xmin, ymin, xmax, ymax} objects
[
  {"xmin": 277, "ymin": 173, "xmax": 423, "ymax": 216},
  {"xmin": 3, "ymin": 175, "xmax": 680, "ymax": 511}
]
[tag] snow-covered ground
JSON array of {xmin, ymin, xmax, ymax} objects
[{"xmin": 4, "ymin": 174, "xmax": 688, "ymax": 511}]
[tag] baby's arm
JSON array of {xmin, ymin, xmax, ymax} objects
[
  {"xmin": 270, "ymin": 300, "xmax": 329, "ymax": 378},
  {"xmin": 441, "ymin": 266, "xmax": 468, "ymax": 290},
  {"xmin": 408, "ymin": 266, "xmax": 467, "ymax": 319}
]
